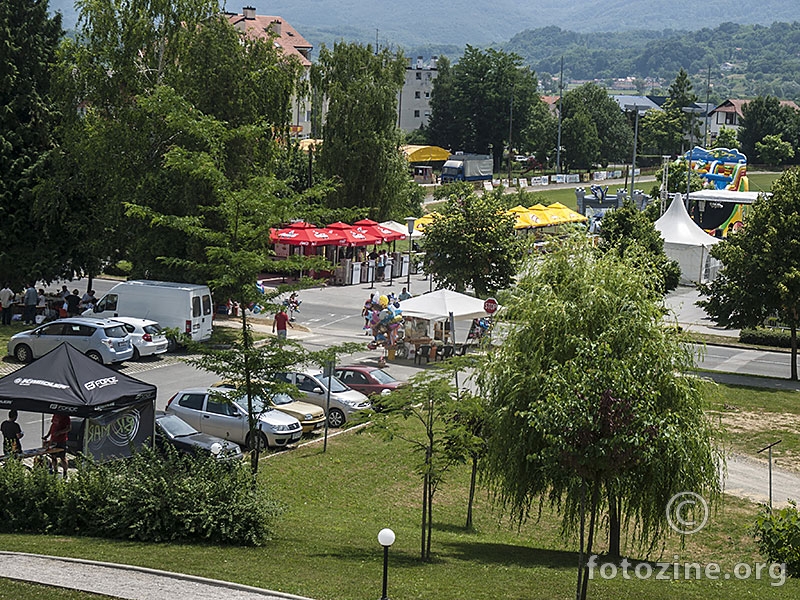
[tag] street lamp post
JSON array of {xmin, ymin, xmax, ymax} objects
[
  {"xmin": 625, "ymin": 105, "xmax": 643, "ymax": 198},
  {"xmin": 378, "ymin": 528, "xmax": 395, "ymax": 600},
  {"xmin": 405, "ymin": 217, "xmax": 415, "ymax": 292},
  {"xmin": 682, "ymin": 106, "xmax": 702, "ymax": 208}
]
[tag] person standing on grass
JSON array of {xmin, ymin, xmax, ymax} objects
[
  {"xmin": 23, "ymin": 283, "xmax": 38, "ymax": 325},
  {"xmin": 0, "ymin": 283, "xmax": 14, "ymax": 325},
  {"xmin": 272, "ymin": 308, "xmax": 293, "ymax": 339}
]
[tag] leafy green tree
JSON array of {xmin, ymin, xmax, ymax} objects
[
  {"xmin": 0, "ymin": 0, "xmax": 63, "ymax": 283},
  {"xmin": 714, "ymin": 125, "xmax": 739, "ymax": 150},
  {"xmin": 371, "ymin": 371, "xmax": 456, "ymax": 561},
  {"xmin": 313, "ymin": 42, "xmax": 415, "ymax": 219},
  {"xmin": 560, "ymin": 109, "xmax": 601, "ymax": 170},
  {"xmin": 428, "ymin": 46, "xmax": 542, "ymax": 170},
  {"xmin": 738, "ymin": 96, "xmax": 798, "ymax": 161},
  {"xmin": 521, "ymin": 99, "xmax": 558, "ymax": 167},
  {"xmin": 639, "ymin": 108, "xmax": 685, "ymax": 157},
  {"xmin": 479, "ymin": 236, "xmax": 719, "ymax": 597},
  {"xmin": 755, "ymin": 134, "xmax": 795, "ymax": 166},
  {"xmin": 599, "ymin": 201, "xmax": 681, "ymax": 293},
  {"xmin": 561, "ymin": 83, "xmax": 632, "ymax": 167},
  {"xmin": 699, "ymin": 167, "xmax": 800, "ymax": 380},
  {"xmin": 664, "ymin": 68, "xmax": 698, "ymax": 112},
  {"xmin": 422, "ymin": 183, "xmax": 519, "ymax": 296}
]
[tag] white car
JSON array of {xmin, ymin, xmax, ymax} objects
[
  {"xmin": 8, "ymin": 317, "xmax": 133, "ymax": 364},
  {"xmin": 110, "ymin": 317, "xmax": 168, "ymax": 359},
  {"xmin": 166, "ymin": 388, "xmax": 303, "ymax": 450}
]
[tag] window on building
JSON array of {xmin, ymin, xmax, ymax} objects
[
  {"xmin": 415, "ymin": 91, "xmax": 421, "ymax": 99},
  {"xmin": 414, "ymin": 110, "xmax": 420, "ymax": 117},
  {"xmin": 725, "ymin": 113, "xmax": 736, "ymax": 125},
  {"xmin": 424, "ymin": 92, "xmax": 430, "ymax": 98},
  {"xmin": 416, "ymin": 72, "xmax": 422, "ymax": 80}
]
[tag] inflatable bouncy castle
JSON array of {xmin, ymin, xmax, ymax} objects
[{"xmin": 683, "ymin": 146, "xmax": 749, "ymax": 192}]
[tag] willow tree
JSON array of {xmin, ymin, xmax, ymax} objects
[{"xmin": 478, "ymin": 236, "xmax": 720, "ymax": 599}]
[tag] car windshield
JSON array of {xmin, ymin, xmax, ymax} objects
[
  {"xmin": 104, "ymin": 325, "xmax": 128, "ymax": 338},
  {"xmin": 158, "ymin": 415, "xmax": 198, "ymax": 437},
  {"xmin": 368, "ymin": 369, "xmax": 397, "ymax": 384},
  {"xmin": 319, "ymin": 375, "xmax": 348, "ymax": 393},
  {"xmin": 271, "ymin": 393, "xmax": 294, "ymax": 406}
]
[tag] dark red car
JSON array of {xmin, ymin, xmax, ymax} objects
[{"xmin": 334, "ymin": 365, "xmax": 404, "ymax": 398}]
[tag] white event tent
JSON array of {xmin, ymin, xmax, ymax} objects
[
  {"xmin": 654, "ymin": 194, "xmax": 721, "ymax": 285},
  {"xmin": 399, "ymin": 289, "xmax": 493, "ymax": 344}
]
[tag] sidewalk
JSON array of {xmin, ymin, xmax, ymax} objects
[{"xmin": 0, "ymin": 552, "xmax": 313, "ymax": 600}]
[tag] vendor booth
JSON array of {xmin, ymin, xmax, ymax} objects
[
  {"xmin": 0, "ymin": 343, "xmax": 157, "ymax": 461},
  {"xmin": 399, "ymin": 289, "xmax": 496, "ymax": 345}
]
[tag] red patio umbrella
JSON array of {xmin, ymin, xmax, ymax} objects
[
  {"xmin": 269, "ymin": 225, "xmax": 345, "ymax": 246},
  {"xmin": 353, "ymin": 219, "xmax": 406, "ymax": 243},
  {"xmin": 326, "ymin": 221, "xmax": 381, "ymax": 246}
]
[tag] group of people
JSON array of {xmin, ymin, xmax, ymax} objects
[
  {"xmin": 0, "ymin": 284, "xmax": 98, "ymax": 326},
  {"xmin": 1, "ymin": 410, "xmax": 70, "ymax": 478}
]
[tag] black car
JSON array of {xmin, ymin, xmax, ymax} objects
[{"xmin": 155, "ymin": 412, "xmax": 243, "ymax": 461}]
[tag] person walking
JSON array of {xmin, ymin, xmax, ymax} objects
[
  {"xmin": 23, "ymin": 283, "xmax": 38, "ymax": 325},
  {"xmin": 0, "ymin": 283, "xmax": 14, "ymax": 325},
  {"xmin": 272, "ymin": 308, "xmax": 293, "ymax": 339},
  {"xmin": 1, "ymin": 410, "xmax": 24, "ymax": 456}
]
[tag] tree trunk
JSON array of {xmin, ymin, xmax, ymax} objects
[
  {"xmin": 607, "ymin": 487, "xmax": 621, "ymax": 559},
  {"xmin": 426, "ymin": 481, "xmax": 434, "ymax": 560},
  {"xmin": 580, "ymin": 480, "xmax": 601, "ymax": 600},
  {"xmin": 421, "ymin": 472, "xmax": 428, "ymax": 560},
  {"xmin": 790, "ymin": 321, "xmax": 797, "ymax": 381},
  {"xmin": 576, "ymin": 480, "xmax": 586, "ymax": 600},
  {"xmin": 466, "ymin": 455, "xmax": 477, "ymax": 530}
]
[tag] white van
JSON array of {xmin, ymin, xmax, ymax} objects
[{"xmin": 84, "ymin": 280, "xmax": 213, "ymax": 343}]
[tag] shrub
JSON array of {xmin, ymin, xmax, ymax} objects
[
  {"xmin": 752, "ymin": 501, "xmax": 800, "ymax": 576},
  {"xmin": 103, "ymin": 260, "xmax": 133, "ymax": 277},
  {"xmin": 739, "ymin": 328, "xmax": 792, "ymax": 348},
  {"xmin": 0, "ymin": 446, "xmax": 280, "ymax": 546}
]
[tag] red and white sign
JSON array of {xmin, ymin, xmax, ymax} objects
[{"xmin": 483, "ymin": 297, "xmax": 498, "ymax": 314}]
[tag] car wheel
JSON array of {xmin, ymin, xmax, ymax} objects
[
  {"xmin": 328, "ymin": 408, "xmax": 346, "ymax": 428},
  {"xmin": 246, "ymin": 431, "xmax": 269, "ymax": 451},
  {"xmin": 14, "ymin": 344, "xmax": 33, "ymax": 363},
  {"xmin": 86, "ymin": 350, "xmax": 103, "ymax": 363},
  {"xmin": 132, "ymin": 346, "xmax": 141, "ymax": 360}
]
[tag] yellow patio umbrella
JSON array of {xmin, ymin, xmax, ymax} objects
[
  {"xmin": 525, "ymin": 204, "xmax": 557, "ymax": 227},
  {"xmin": 544, "ymin": 202, "xmax": 588, "ymax": 224},
  {"xmin": 414, "ymin": 212, "xmax": 441, "ymax": 233},
  {"xmin": 507, "ymin": 205, "xmax": 535, "ymax": 229}
]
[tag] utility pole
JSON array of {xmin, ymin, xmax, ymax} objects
[
  {"xmin": 556, "ymin": 56, "xmax": 564, "ymax": 174},
  {"xmin": 507, "ymin": 89, "xmax": 513, "ymax": 184},
  {"xmin": 704, "ymin": 65, "xmax": 712, "ymax": 147}
]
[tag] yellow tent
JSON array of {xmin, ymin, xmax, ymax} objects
[
  {"xmin": 544, "ymin": 202, "xmax": 588, "ymax": 224},
  {"xmin": 507, "ymin": 205, "xmax": 536, "ymax": 229},
  {"xmin": 401, "ymin": 145, "xmax": 451, "ymax": 163},
  {"xmin": 525, "ymin": 204, "xmax": 557, "ymax": 228},
  {"xmin": 414, "ymin": 212, "xmax": 441, "ymax": 233}
]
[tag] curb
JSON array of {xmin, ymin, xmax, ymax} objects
[{"xmin": 0, "ymin": 551, "xmax": 314, "ymax": 600}]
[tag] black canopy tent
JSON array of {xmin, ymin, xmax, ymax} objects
[{"xmin": 0, "ymin": 343, "xmax": 157, "ymax": 461}]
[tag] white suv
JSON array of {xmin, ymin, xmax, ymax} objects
[{"xmin": 8, "ymin": 317, "xmax": 134, "ymax": 364}]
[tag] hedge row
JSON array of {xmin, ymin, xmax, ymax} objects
[
  {"xmin": 739, "ymin": 328, "xmax": 793, "ymax": 348},
  {"xmin": 0, "ymin": 446, "xmax": 280, "ymax": 546}
]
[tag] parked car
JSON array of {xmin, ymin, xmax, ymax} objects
[
  {"xmin": 165, "ymin": 387, "xmax": 303, "ymax": 450},
  {"xmin": 333, "ymin": 366, "xmax": 405, "ymax": 398},
  {"xmin": 7, "ymin": 317, "xmax": 134, "ymax": 364},
  {"xmin": 212, "ymin": 381, "xmax": 326, "ymax": 434},
  {"xmin": 155, "ymin": 411, "xmax": 243, "ymax": 460},
  {"xmin": 273, "ymin": 370, "xmax": 372, "ymax": 428},
  {"xmin": 110, "ymin": 317, "xmax": 168, "ymax": 359}
]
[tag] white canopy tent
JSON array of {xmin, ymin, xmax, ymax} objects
[
  {"xmin": 399, "ymin": 289, "xmax": 493, "ymax": 344},
  {"xmin": 380, "ymin": 220, "xmax": 424, "ymax": 239},
  {"xmin": 655, "ymin": 194, "xmax": 721, "ymax": 285}
]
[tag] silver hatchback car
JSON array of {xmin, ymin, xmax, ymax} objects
[{"xmin": 8, "ymin": 317, "xmax": 134, "ymax": 364}]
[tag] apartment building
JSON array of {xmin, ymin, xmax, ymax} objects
[{"xmin": 397, "ymin": 56, "xmax": 438, "ymax": 132}]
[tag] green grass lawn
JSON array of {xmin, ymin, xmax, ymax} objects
[
  {"xmin": 0, "ymin": 580, "xmax": 107, "ymax": 600},
  {"xmin": 747, "ymin": 171, "xmax": 782, "ymax": 193},
  {"xmin": 2, "ymin": 396, "xmax": 797, "ymax": 600},
  {"xmin": 705, "ymin": 382, "xmax": 800, "ymax": 472}
]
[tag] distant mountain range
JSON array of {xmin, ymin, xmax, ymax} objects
[{"xmin": 48, "ymin": 0, "xmax": 800, "ymax": 52}]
